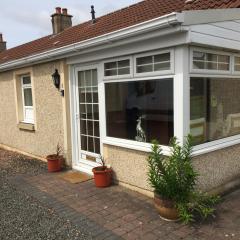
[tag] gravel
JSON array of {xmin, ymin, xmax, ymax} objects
[{"xmin": 0, "ymin": 149, "xmax": 92, "ymax": 240}]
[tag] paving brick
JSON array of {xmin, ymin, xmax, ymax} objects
[
  {"xmin": 112, "ymin": 227, "xmax": 128, "ymax": 236},
  {"xmin": 7, "ymin": 154, "xmax": 240, "ymax": 240}
]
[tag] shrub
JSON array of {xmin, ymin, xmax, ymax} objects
[{"xmin": 148, "ymin": 135, "xmax": 220, "ymax": 223}]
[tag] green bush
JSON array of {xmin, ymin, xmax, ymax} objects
[{"xmin": 148, "ymin": 135, "xmax": 220, "ymax": 223}]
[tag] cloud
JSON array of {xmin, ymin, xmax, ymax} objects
[{"xmin": 0, "ymin": 0, "xmax": 142, "ymax": 48}]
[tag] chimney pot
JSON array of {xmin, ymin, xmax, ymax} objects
[
  {"xmin": 62, "ymin": 8, "xmax": 68, "ymax": 15},
  {"xmin": 56, "ymin": 7, "xmax": 61, "ymax": 14},
  {"xmin": 51, "ymin": 7, "xmax": 72, "ymax": 34},
  {"xmin": 0, "ymin": 33, "xmax": 7, "ymax": 52}
]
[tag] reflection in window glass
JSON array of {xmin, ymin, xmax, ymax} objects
[
  {"xmin": 234, "ymin": 57, "xmax": 240, "ymax": 72},
  {"xmin": 104, "ymin": 59, "xmax": 130, "ymax": 76},
  {"xmin": 23, "ymin": 88, "xmax": 33, "ymax": 106},
  {"xmin": 193, "ymin": 51, "xmax": 230, "ymax": 71},
  {"xmin": 190, "ymin": 78, "xmax": 240, "ymax": 145},
  {"xmin": 136, "ymin": 52, "xmax": 171, "ymax": 73},
  {"xmin": 105, "ymin": 79, "xmax": 173, "ymax": 145}
]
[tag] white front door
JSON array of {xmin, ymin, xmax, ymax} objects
[{"xmin": 75, "ymin": 67, "xmax": 101, "ymax": 174}]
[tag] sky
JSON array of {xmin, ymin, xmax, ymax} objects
[{"xmin": 0, "ymin": 0, "xmax": 142, "ymax": 49}]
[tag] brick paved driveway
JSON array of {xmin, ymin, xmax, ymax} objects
[{"xmin": 10, "ymin": 169, "xmax": 240, "ymax": 240}]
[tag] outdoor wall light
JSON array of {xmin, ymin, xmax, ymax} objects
[{"xmin": 52, "ymin": 69, "xmax": 60, "ymax": 89}]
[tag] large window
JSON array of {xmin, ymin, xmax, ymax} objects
[
  {"xmin": 190, "ymin": 77, "xmax": 240, "ymax": 145},
  {"xmin": 21, "ymin": 75, "xmax": 34, "ymax": 123},
  {"xmin": 105, "ymin": 79, "xmax": 173, "ymax": 145}
]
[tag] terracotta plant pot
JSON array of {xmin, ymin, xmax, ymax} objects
[
  {"xmin": 92, "ymin": 166, "xmax": 112, "ymax": 187},
  {"xmin": 154, "ymin": 192, "xmax": 179, "ymax": 221},
  {"xmin": 46, "ymin": 154, "xmax": 62, "ymax": 172}
]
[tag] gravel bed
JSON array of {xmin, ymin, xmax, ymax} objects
[{"xmin": 0, "ymin": 149, "xmax": 92, "ymax": 240}]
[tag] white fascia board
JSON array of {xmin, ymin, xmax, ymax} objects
[
  {"xmin": 182, "ymin": 8, "xmax": 240, "ymax": 26},
  {"xmin": 0, "ymin": 12, "xmax": 184, "ymax": 72}
]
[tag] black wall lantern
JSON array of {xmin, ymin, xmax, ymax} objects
[
  {"xmin": 52, "ymin": 69, "xmax": 60, "ymax": 89},
  {"xmin": 52, "ymin": 69, "xmax": 64, "ymax": 96}
]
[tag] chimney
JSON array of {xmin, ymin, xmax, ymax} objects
[
  {"xmin": 0, "ymin": 33, "xmax": 7, "ymax": 53},
  {"xmin": 51, "ymin": 7, "xmax": 72, "ymax": 34}
]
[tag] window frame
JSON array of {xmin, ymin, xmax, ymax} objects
[
  {"xmin": 21, "ymin": 75, "xmax": 34, "ymax": 124},
  {"xmin": 190, "ymin": 47, "xmax": 232, "ymax": 75},
  {"xmin": 189, "ymin": 73, "xmax": 240, "ymax": 155},
  {"xmin": 102, "ymin": 56, "xmax": 133, "ymax": 80},
  {"xmin": 134, "ymin": 49, "xmax": 174, "ymax": 77},
  {"xmin": 233, "ymin": 54, "xmax": 240, "ymax": 75},
  {"xmin": 101, "ymin": 74, "xmax": 175, "ymax": 154}
]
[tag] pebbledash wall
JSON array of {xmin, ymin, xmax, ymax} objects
[
  {"xmin": 0, "ymin": 60, "xmax": 72, "ymax": 165},
  {"xmin": 103, "ymin": 144, "xmax": 240, "ymax": 195}
]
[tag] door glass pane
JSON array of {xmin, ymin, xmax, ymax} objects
[
  {"xmin": 87, "ymin": 121, "xmax": 93, "ymax": 136},
  {"xmin": 79, "ymin": 89, "xmax": 86, "ymax": 103},
  {"xmin": 86, "ymin": 105, "xmax": 93, "ymax": 119},
  {"xmin": 81, "ymin": 135, "xmax": 87, "ymax": 151},
  {"xmin": 94, "ymin": 122, "xmax": 100, "ymax": 137},
  {"xmin": 24, "ymin": 88, "xmax": 33, "ymax": 106},
  {"xmin": 78, "ymin": 69, "xmax": 100, "ymax": 154},
  {"xmin": 80, "ymin": 104, "xmax": 86, "ymax": 119},
  {"xmin": 92, "ymin": 69, "xmax": 98, "ymax": 86},
  {"xmin": 88, "ymin": 137, "xmax": 94, "ymax": 152},
  {"xmin": 93, "ymin": 105, "xmax": 99, "ymax": 120},
  {"xmin": 78, "ymin": 71, "xmax": 85, "ymax": 87},
  {"xmin": 92, "ymin": 88, "xmax": 98, "ymax": 103},
  {"xmin": 80, "ymin": 120, "xmax": 87, "ymax": 135},
  {"xmin": 85, "ymin": 70, "xmax": 92, "ymax": 87},
  {"xmin": 86, "ymin": 87, "xmax": 92, "ymax": 102},
  {"xmin": 94, "ymin": 138, "xmax": 100, "ymax": 154}
]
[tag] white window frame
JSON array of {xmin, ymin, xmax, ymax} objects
[
  {"xmin": 102, "ymin": 56, "xmax": 133, "ymax": 80},
  {"xmin": 190, "ymin": 72, "xmax": 240, "ymax": 156},
  {"xmin": 233, "ymin": 54, "xmax": 240, "ymax": 75},
  {"xmin": 101, "ymin": 73, "xmax": 175, "ymax": 155},
  {"xmin": 21, "ymin": 75, "xmax": 34, "ymax": 124},
  {"xmin": 134, "ymin": 49, "xmax": 174, "ymax": 77},
  {"xmin": 190, "ymin": 47, "xmax": 232, "ymax": 75}
]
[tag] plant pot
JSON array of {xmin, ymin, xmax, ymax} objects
[
  {"xmin": 46, "ymin": 154, "xmax": 62, "ymax": 172},
  {"xmin": 154, "ymin": 192, "xmax": 179, "ymax": 221},
  {"xmin": 92, "ymin": 166, "xmax": 112, "ymax": 187}
]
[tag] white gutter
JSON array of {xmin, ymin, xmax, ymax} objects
[{"xmin": 0, "ymin": 12, "xmax": 184, "ymax": 72}]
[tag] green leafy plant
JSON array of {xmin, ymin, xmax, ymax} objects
[{"xmin": 148, "ymin": 135, "xmax": 220, "ymax": 224}]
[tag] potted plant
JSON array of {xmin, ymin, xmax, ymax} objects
[
  {"xmin": 46, "ymin": 144, "xmax": 64, "ymax": 173},
  {"xmin": 92, "ymin": 156, "xmax": 112, "ymax": 188},
  {"xmin": 148, "ymin": 135, "xmax": 219, "ymax": 223}
]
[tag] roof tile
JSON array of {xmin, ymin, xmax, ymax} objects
[{"xmin": 1, "ymin": 0, "xmax": 240, "ymax": 64}]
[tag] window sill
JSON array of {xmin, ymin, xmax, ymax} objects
[
  {"xmin": 18, "ymin": 122, "xmax": 35, "ymax": 131},
  {"xmin": 192, "ymin": 135, "xmax": 240, "ymax": 157},
  {"xmin": 102, "ymin": 137, "xmax": 171, "ymax": 156},
  {"xmin": 103, "ymin": 135, "xmax": 240, "ymax": 158}
]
